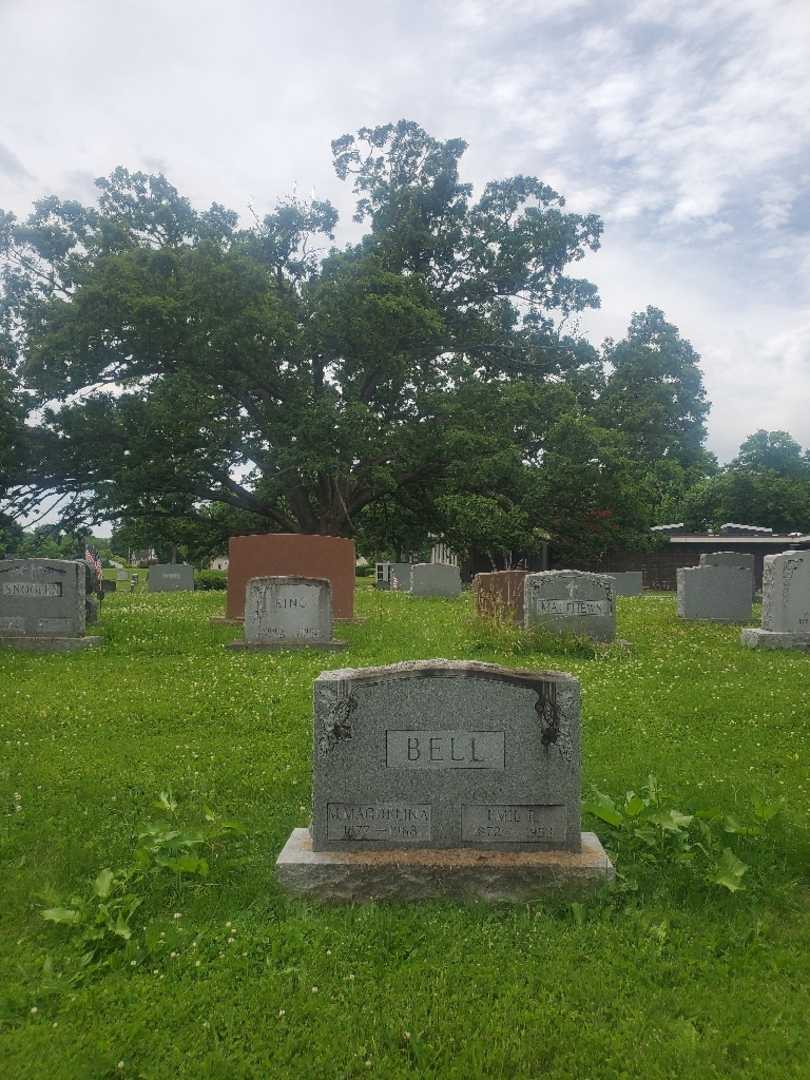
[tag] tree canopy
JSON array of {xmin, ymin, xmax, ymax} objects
[{"xmin": 1, "ymin": 120, "xmax": 719, "ymax": 565}]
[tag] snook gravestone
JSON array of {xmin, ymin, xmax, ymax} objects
[
  {"xmin": 0, "ymin": 558, "xmax": 101, "ymax": 651},
  {"xmin": 228, "ymin": 576, "xmax": 347, "ymax": 652},
  {"xmin": 741, "ymin": 549, "xmax": 810, "ymax": 650},
  {"xmin": 276, "ymin": 659, "xmax": 613, "ymax": 901},
  {"xmin": 524, "ymin": 570, "xmax": 616, "ymax": 642}
]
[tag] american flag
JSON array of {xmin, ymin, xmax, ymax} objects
[{"xmin": 84, "ymin": 547, "xmax": 103, "ymax": 592}]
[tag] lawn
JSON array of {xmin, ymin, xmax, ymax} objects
[{"xmin": 1, "ymin": 582, "xmax": 809, "ymax": 1079}]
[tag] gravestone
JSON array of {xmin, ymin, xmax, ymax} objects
[
  {"xmin": 741, "ymin": 550, "xmax": 810, "ymax": 650},
  {"xmin": 276, "ymin": 660, "xmax": 613, "ymax": 901},
  {"xmin": 700, "ymin": 550, "xmax": 756, "ymax": 597},
  {"xmin": 220, "ymin": 533, "xmax": 356, "ymax": 624},
  {"xmin": 227, "ymin": 576, "xmax": 347, "ymax": 651},
  {"xmin": 605, "ymin": 571, "xmax": 643, "ymax": 597},
  {"xmin": 676, "ymin": 564, "xmax": 752, "ymax": 622},
  {"xmin": 375, "ymin": 562, "xmax": 412, "ymax": 591},
  {"xmin": 0, "ymin": 558, "xmax": 101, "ymax": 650},
  {"xmin": 409, "ymin": 563, "xmax": 462, "ymax": 598},
  {"xmin": 101, "ymin": 579, "xmax": 117, "ymax": 594},
  {"xmin": 116, "ymin": 570, "xmax": 129, "ymax": 582},
  {"xmin": 473, "ymin": 570, "xmax": 528, "ymax": 623},
  {"xmin": 148, "ymin": 563, "xmax": 194, "ymax": 593},
  {"xmin": 524, "ymin": 570, "xmax": 615, "ymax": 642}
]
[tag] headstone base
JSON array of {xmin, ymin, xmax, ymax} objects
[
  {"xmin": 0, "ymin": 635, "xmax": 102, "ymax": 652},
  {"xmin": 227, "ymin": 639, "xmax": 348, "ymax": 652},
  {"xmin": 212, "ymin": 616, "xmax": 364, "ymax": 626},
  {"xmin": 276, "ymin": 828, "xmax": 614, "ymax": 902},
  {"xmin": 740, "ymin": 628, "xmax": 810, "ymax": 651}
]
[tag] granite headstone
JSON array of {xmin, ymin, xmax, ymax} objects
[
  {"xmin": 605, "ymin": 571, "xmax": 643, "ymax": 597},
  {"xmin": 677, "ymin": 564, "xmax": 752, "ymax": 622},
  {"xmin": 276, "ymin": 659, "xmax": 614, "ymax": 901},
  {"xmin": 741, "ymin": 549, "xmax": 810, "ymax": 650},
  {"xmin": 473, "ymin": 570, "xmax": 528, "ymax": 623},
  {"xmin": 409, "ymin": 563, "xmax": 462, "ymax": 598},
  {"xmin": 524, "ymin": 570, "xmax": 615, "ymax": 642},
  {"xmin": 0, "ymin": 558, "xmax": 100, "ymax": 650},
  {"xmin": 148, "ymin": 563, "xmax": 194, "ymax": 593},
  {"xmin": 228, "ymin": 576, "xmax": 347, "ymax": 651}
]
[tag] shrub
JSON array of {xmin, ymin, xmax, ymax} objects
[{"xmin": 194, "ymin": 569, "xmax": 227, "ymax": 590}]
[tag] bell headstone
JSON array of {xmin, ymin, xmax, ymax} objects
[
  {"xmin": 524, "ymin": 570, "xmax": 615, "ymax": 642},
  {"xmin": 677, "ymin": 564, "xmax": 752, "ymax": 622},
  {"xmin": 741, "ymin": 550, "xmax": 810, "ymax": 649},
  {"xmin": 0, "ymin": 558, "xmax": 101, "ymax": 650},
  {"xmin": 276, "ymin": 659, "xmax": 613, "ymax": 901},
  {"xmin": 148, "ymin": 564, "xmax": 194, "ymax": 592},
  {"xmin": 473, "ymin": 570, "xmax": 528, "ymax": 622},
  {"xmin": 227, "ymin": 576, "xmax": 347, "ymax": 651},
  {"xmin": 409, "ymin": 563, "xmax": 462, "ymax": 598}
]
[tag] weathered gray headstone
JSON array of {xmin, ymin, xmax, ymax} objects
[
  {"xmin": 101, "ymin": 579, "xmax": 117, "ymax": 594},
  {"xmin": 605, "ymin": 571, "xmax": 643, "ymax": 597},
  {"xmin": 116, "ymin": 570, "xmax": 129, "ymax": 582},
  {"xmin": 276, "ymin": 660, "xmax": 614, "ymax": 901},
  {"xmin": 227, "ymin": 576, "xmax": 347, "ymax": 651},
  {"xmin": 524, "ymin": 570, "xmax": 615, "ymax": 642},
  {"xmin": 0, "ymin": 558, "xmax": 101, "ymax": 650},
  {"xmin": 677, "ymin": 564, "xmax": 752, "ymax": 622},
  {"xmin": 148, "ymin": 563, "xmax": 195, "ymax": 592},
  {"xmin": 409, "ymin": 563, "xmax": 461, "ymax": 598},
  {"xmin": 375, "ymin": 562, "xmax": 412, "ymax": 591},
  {"xmin": 700, "ymin": 551, "xmax": 756, "ymax": 598},
  {"xmin": 741, "ymin": 550, "xmax": 810, "ymax": 650}
]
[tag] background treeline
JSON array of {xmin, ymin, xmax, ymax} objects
[{"xmin": 1, "ymin": 120, "xmax": 808, "ymax": 569}]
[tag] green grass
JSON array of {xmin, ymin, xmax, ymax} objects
[{"xmin": 2, "ymin": 583, "xmax": 810, "ymax": 1079}]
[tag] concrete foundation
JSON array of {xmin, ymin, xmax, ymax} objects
[
  {"xmin": 276, "ymin": 828, "xmax": 614, "ymax": 902},
  {"xmin": 226, "ymin": 639, "xmax": 348, "ymax": 652},
  {"xmin": 0, "ymin": 635, "xmax": 102, "ymax": 652},
  {"xmin": 740, "ymin": 628, "xmax": 810, "ymax": 651}
]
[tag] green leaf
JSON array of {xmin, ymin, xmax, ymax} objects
[
  {"xmin": 647, "ymin": 809, "xmax": 693, "ymax": 832},
  {"xmin": 623, "ymin": 794, "xmax": 645, "ymax": 818},
  {"xmin": 155, "ymin": 791, "xmax": 178, "ymax": 814},
  {"xmin": 93, "ymin": 868, "xmax": 115, "ymax": 898},
  {"xmin": 582, "ymin": 792, "xmax": 623, "ymax": 827},
  {"xmin": 41, "ymin": 907, "xmax": 81, "ymax": 925},
  {"xmin": 709, "ymin": 848, "xmax": 749, "ymax": 892}
]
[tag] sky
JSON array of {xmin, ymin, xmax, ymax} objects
[{"xmin": 2, "ymin": 0, "xmax": 810, "ymax": 463}]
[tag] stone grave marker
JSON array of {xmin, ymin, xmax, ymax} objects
[
  {"xmin": 473, "ymin": 570, "xmax": 528, "ymax": 623},
  {"xmin": 228, "ymin": 576, "xmax": 347, "ymax": 652},
  {"xmin": 276, "ymin": 659, "xmax": 613, "ymax": 901},
  {"xmin": 677, "ymin": 564, "xmax": 752, "ymax": 622},
  {"xmin": 0, "ymin": 558, "xmax": 101, "ymax": 651},
  {"xmin": 700, "ymin": 550, "xmax": 755, "ymax": 597},
  {"xmin": 409, "ymin": 563, "xmax": 462, "ymax": 598},
  {"xmin": 375, "ymin": 561, "xmax": 412, "ymax": 591},
  {"xmin": 101, "ymin": 579, "xmax": 117, "ymax": 594},
  {"xmin": 741, "ymin": 549, "xmax": 810, "ymax": 650},
  {"xmin": 605, "ymin": 571, "xmax": 643, "ymax": 597},
  {"xmin": 148, "ymin": 563, "xmax": 194, "ymax": 592},
  {"xmin": 524, "ymin": 570, "xmax": 615, "ymax": 642},
  {"xmin": 116, "ymin": 570, "xmax": 129, "ymax": 582}
]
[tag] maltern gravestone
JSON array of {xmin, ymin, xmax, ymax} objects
[
  {"xmin": 524, "ymin": 570, "xmax": 616, "ymax": 642},
  {"xmin": 276, "ymin": 659, "xmax": 613, "ymax": 901}
]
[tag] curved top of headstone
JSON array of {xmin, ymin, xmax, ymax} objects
[
  {"xmin": 316, "ymin": 658, "xmax": 577, "ymax": 688},
  {"xmin": 527, "ymin": 569, "xmax": 613, "ymax": 581},
  {"xmin": 247, "ymin": 575, "xmax": 331, "ymax": 587}
]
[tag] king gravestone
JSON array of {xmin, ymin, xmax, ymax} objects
[
  {"xmin": 228, "ymin": 576, "xmax": 347, "ymax": 651},
  {"xmin": 276, "ymin": 659, "xmax": 614, "ymax": 901},
  {"xmin": 524, "ymin": 570, "xmax": 616, "ymax": 642},
  {"xmin": 0, "ymin": 558, "xmax": 101, "ymax": 651},
  {"xmin": 741, "ymin": 549, "xmax": 810, "ymax": 650}
]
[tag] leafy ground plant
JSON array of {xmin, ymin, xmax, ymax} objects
[
  {"xmin": 584, "ymin": 775, "xmax": 781, "ymax": 894},
  {"xmin": 39, "ymin": 794, "xmax": 244, "ymax": 979}
]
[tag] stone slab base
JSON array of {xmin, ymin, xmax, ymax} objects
[
  {"xmin": 276, "ymin": 828, "xmax": 614, "ymax": 902},
  {"xmin": 0, "ymin": 635, "xmax": 102, "ymax": 652},
  {"xmin": 226, "ymin": 639, "xmax": 348, "ymax": 652},
  {"xmin": 211, "ymin": 616, "xmax": 364, "ymax": 626},
  {"xmin": 740, "ymin": 628, "xmax": 810, "ymax": 651}
]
